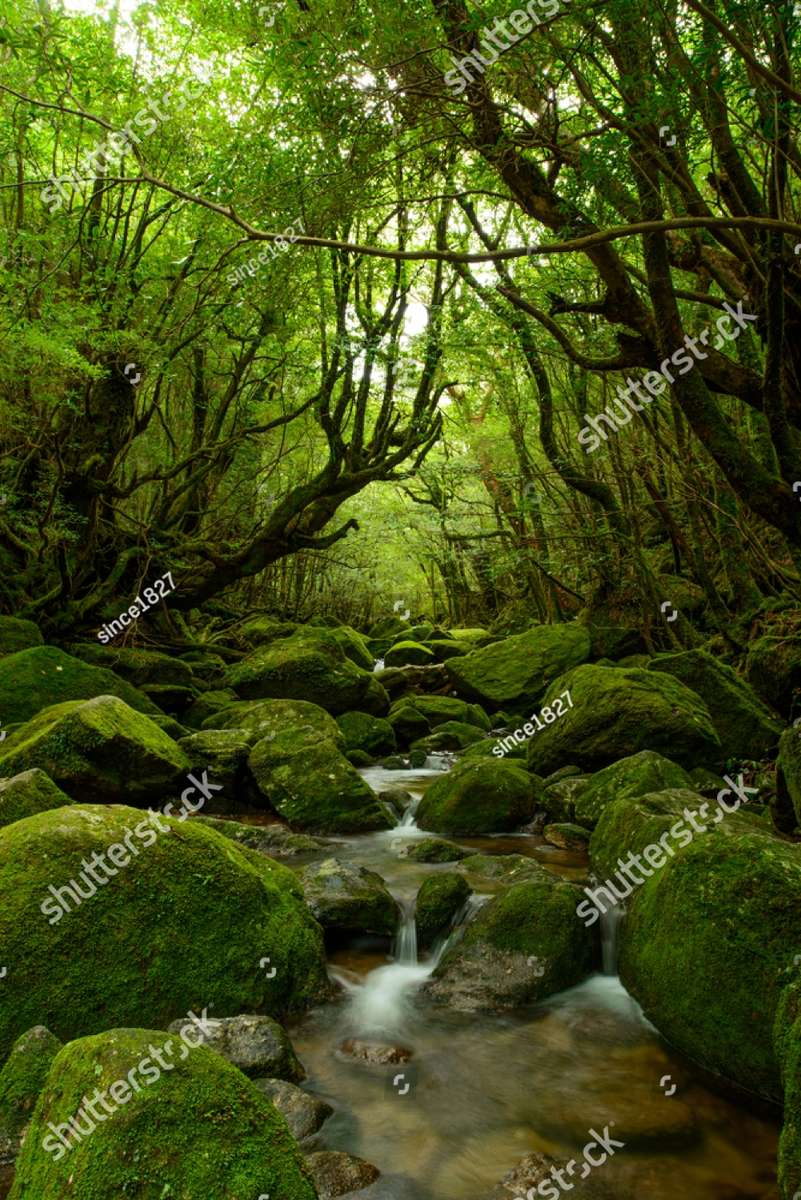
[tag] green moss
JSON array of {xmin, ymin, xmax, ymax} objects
[
  {"xmin": 411, "ymin": 720, "xmax": 486, "ymax": 753},
  {"xmin": 0, "ymin": 695, "xmax": 191, "ymax": 805},
  {"xmin": 299, "ymin": 858, "xmax": 399, "ymax": 935},
  {"xmin": 543, "ymin": 822, "xmax": 590, "ymax": 850},
  {"xmin": 415, "ymin": 873, "xmax": 470, "ymax": 947},
  {"xmin": 403, "ymin": 837, "xmax": 467, "ymax": 863},
  {"xmin": 778, "ymin": 725, "xmax": 801, "ymax": 827},
  {"xmin": 195, "ymin": 816, "xmax": 325, "ymax": 857},
  {"xmin": 0, "ymin": 805, "xmax": 328, "ymax": 1060},
  {"xmin": 67, "ymin": 644, "xmax": 196, "ymax": 689},
  {"xmin": 416, "ymin": 759, "xmax": 540, "ymax": 835},
  {"xmin": 383, "ymin": 640, "xmax": 435, "ymax": 667},
  {"xmin": 775, "ymin": 981, "xmax": 801, "ymax": 1199},
  {"xmin": 0, "ymin": 1026, "xmax": 62, "ymax": 1145},
  {"xmin": 444, "ymin": 625, "xmax": 592, "ymax": 708},
  {"xmin": 745, "ymin": 633, "xmax": 801, "ymax": 712},
  {"xmin": 0, "ymin": 646, "xmax": 162, "ymax": 726},
  {"xmin": 526, "ymin": 665, "xmax": 721, "ymax": 775},
  {"xmin": 398, "ymin": 695, "xmax": 491, "ymax": 731},
  {"xmin": 183, "ymin": 689, "xmax": 240, "ymax": 730},
  {"xmin": 0, "ymin": 617, "xmax": 43, "ymax": 658},
  {"xmin": 328, "ymin": 625, "xmax": 375, "ymax": 671},
  {"xmin": 573, "ymin": 750, "xmax": 693, "ymax": 828},
  {"xmin": 336, "ymin": 711, "xmax": 396, "ymax": 756},
  {"xmin": 0, "ymin": 770, "xmax": 73, "ymax": 829},
  {"xmin": 9, "ymin": 1028, "xmax": 318, "ymax": 1199}
]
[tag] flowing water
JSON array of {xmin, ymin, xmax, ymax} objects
[{"xmin": 287, "ymin": 762, "xmax": 780, "ymax": 1200}]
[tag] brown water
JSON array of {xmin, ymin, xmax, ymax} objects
[{"xmin": 284, "ymin": 764, "xmax": 780, "ymax": 1200}]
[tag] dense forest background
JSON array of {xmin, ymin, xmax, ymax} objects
[{"xmin": 1, "ymin": 0, "xmax": 800, "ymax": 661}]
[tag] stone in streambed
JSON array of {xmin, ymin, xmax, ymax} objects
[
  {"xmin": 336, "ymin": 710, "xmax": 396, "ymax": 757},
  {"xmin": 0, "ymin": 645, "xmax": 162, "ymax": 726},
  {"xmin": 339, "ymin": 1039, "xmax": 412, "ymax": 1065},
  {"xmin": 543, "ymin": 773, "xmax": 591, "ymax": 822},
  {"xmin": 416, "ymin": 758, "xmax": 541, "ymax": 835},
  {"xmin": 8, "ymin": 1028, "xmax": 317, "ymax": 1199},
  {"xmin": 411, "ymin": 720, "xmax": 486, "ymax": 752},
  {"xmin": 445, "ymin": 624, "xmax": 592, "ymax": 709},
  {"xmin": 253, "ymin": 1077, "xmax": 333, "ymax": 1141},
  {"xmin": 299, "ymin": 858, "xmax": 399, "ymax": 936},
  {"xmin": 210, "ymin": 696, "xmax": 344, "ymax": 744},
  {"xmin": 402, "ymin": 837, "xmax": 467, "ymax": 863},
  {"xmin": 0, "ymin": 770, "xmax": 73, "ymax": 829},
  {"xmin": 177, "ymin": 728, "xmax": 255, "ymax": 809},
  {"xmin": 415, "ymin": 873, "xmax": 471, "ymax": 948},
  {"xmin": 195, "ymin": 815, "xmax": 326, "ymax": 857},
  {"xmin": 543, "ymin": 822, "xmax": 590, "ymax": 851},
  {"xmin": 0, "ymin": 1026, "xmax": 62, "ymax": 1164},
  {"xmin": 573, "ymin": 749, "xmax": 693, "ymax": 828},
  {"xmin": 384, "ymin": 640, "xmax": 435, "ymax": 667},
  {"xmin": 167, "ymin": 1013, "xmax": 304, "ymax": 1081},
  {"xmin": 183, "ymin": 686, "xmax": 239, "ymax": 729},
  {"xmin": 305, "ymin": 1149, "xmax": 380, "ymax": 1197}
]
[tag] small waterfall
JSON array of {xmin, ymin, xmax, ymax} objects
[
  {"xmin": 600, "ymin": 899, "xmax": 625, "ymax": 975},
  {"xmin": 394, "ymin": 896, "xmax": 418, "ymax": 965},
  {"xmin": 373, "ymin": 657, "xmax": 385, "ymax": 672}
]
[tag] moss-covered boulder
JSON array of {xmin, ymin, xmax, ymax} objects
[
  {"xmin": 329, "ymin": 626, "xmax": 375, "ymax": 671},
  {"xmin": 250, "ymin": 737, "xmax": 392, "ymax": 833},
  {"xmin": 589, "ymin": 787, "xmax": 713, "ymax": 883},
  {"xmin": 183, "ymin": 688, "xmax": 239, "ymax": 730},
  {"xmin": 0, "ymin": 1026, "xmax": 62, "ymax": 1162},
  {"xmin": 402, "ymin": 837, "xmax": 467, "ymax": 863},
  {"xmin": 745, "ymin": 632, "xmax": 801, "ymax": 713},
  {"xmin": 426, "ymin": 872, "xmax": 595, "ymax": 1010},
  {"xmin": 336, "ymin": 711, "xmax": 396, "ymax": 757},
  {"xmin": 415, "ymin": 873, "xmax": 470, "ymax": 948},
  {"xmin": 526, "ymin": 665, "xmax": 721, "ymax": 775},
  {"xmin": 239, "ymin": 615, "xmax": 298, "ymax": 646},
  {"xmin": 195, "ymin": 816, "xmax": 326, "ymax": 858},
  {"xmin": 0, "ymin": 770, "xmax": 73, "ymax": 829},
  {"xmin": 411, "ymin": 720, "xmax": 487, "ymax": 753},
  {"xmin": 0, "ymin": 617, "xmax": 43, "ymax": 658},
  {"xmin": 426, "ymin": 639, "xmax": 470, "ymax": 662},
  {"xmin": 67, "ymin": 643, "xmax": 196, "ymax": 689},
  {"xmin": 9, "ymin": 1027, "xmax": 318, "ymax": 1199},
  {"xmin": 444, "ymin": 625, "xmax": 592, "ymax": 709},
  {"xmin": 543, "ymin": 822, "xmax": 590, "ymax": 851},
  {"xmin": 777, "ymin": 724, "xmax": 801, "ymax": 828},
  {"xmin": 573, "ymin": 750, "xmax": 694, "ymax": 828},
  {"xmin": 0, "ymin": 804, "xmax": 328, "ymax": 1059},
  {"xmin": 416, "ymin": 759, "xmax": 540, "ymax": 835},
  {"xmin": 0, "ymin": 695, "xmax": 191, "ymax": 806},
  {"xmin": 542, "ymin": 774, "xmax": 591, "ymax": 822},
  {"xmin": 166, "ymin": 1013, "xmax": 305, "ymax": 1082},
  {"xmin": 399, "ymin": 694, "xmax": 491, "ymax": 731},
  {"xmin": 391, "ymin": 623, "xmax": 433, "ymax": 645},
  {"xmin": 647, "ymin": 649, "xmax": 781, "ymax": 759},
  {"xmin": 775, "ymin": 980, "xmax": 801, "ymax": 1200},
  {"xmin": 177, "ymin": 729, "xmax": 254, "ymax": 810},
  {"xmin": 298, "ymin": 858, "xmax": 399, "ymax": 936},
  {"xmin": 224, "ymin": 627, "xmax": 388, "ymax": 716},
  {"xmin": 0, "ymin": 646, "xmax": 162, "ymax": 727},
  {"xmin": 615, "ymin": 819, "xmax": 801, "ymax": 1100},
  {"xmin": 383, "ymin": 640, "xmax": 435, "ymax": 667},
  {"xmin": 387, "ymin": 702, "xmax": 431, "ymax": 746},
  {"xmin": 210, "ymin": 696, "xmax": 343, "ymax": 745}
]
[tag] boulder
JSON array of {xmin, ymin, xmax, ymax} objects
[
  {"xmin": 336, "ymin": 711, "xmax": 396, "ymax": 757},
  {"xmin": 543, "ymin": 774, "xmax": 591, "ymax": 822},
  {"xmin": 415, "ymin": 873, "xmax": 470, "ymax": 948},
  {"xmin": 613, "ymin": 816, "xmax": 801, "ymax": 1100},
  {"xmin": 444, "ymin": 625, "xmax": 592, "ymax": 708},
  {"xmin": 573, "ymin": 750, "xmax": 693, "ymax": 828},
  {"xmin": 0, "ymin": 770, "xmax": 73, "ymax": 829},
  {"xmin": 67, "ymin": 643, "xmax": 196, "ymax": 689},
  {"xmin": 253, "ymin": 1078, "xmax": 333, "ymax": 1142},
  {"xmin": 305, "ymin": 1150, "xmax": 380, "ymax": 1198},
  {"xmin": 383, "ymin": 640, "xmax": 435, "ymax": 667},
  {"xmin": 209, "ymin": 696, "xmax": 344, "ymax": 744},
  {"xmin": 298, "ymin": 858, "xmax": 399, "ymax": 936},
  {"xmin": 177, "ymin": 728, "xmax": 255, "ymax": 810},
  {"xmin": 328, "ymin": 625, "xmax": 375, "ymax": 671},
  {"xmin": 543, "ymin": 822, "xmax": 591, "ymax": 851},
  {"xmin": 167, "ymin": 1013, "xmax": 304, "ymax": 1081},
  {"xmin": 745, "ymin": 632, "xmax": 801, "ymax": 713},
  {"xmin": 647, "ymin": 649, "xmax": 781, "ymax": 758},
  {"xmin": 457, "ymin": 853, "xmax": 546, "ymax": 888},
  {"xmin": 526, "ymin": 665, "xmax": 721, "ymax": 775},
  {"xmin": 411, "ymin": 720, "xmax": 486, "ymax": 752},
  {"xmin": 0, "ymin": 617, "xmax": 42, "ymax": 658},
  {"xmin": 8, "ymin": 1028, "xmax": 318, "ymax": 1199},
  {"xmin": 0, "ymin": 805, "xmax": 328, "ymax": 1059},
  {"xmin": 238, "ymin": 615, "xmax": 298, "ymax": 646},
  {"xmin": 396, "ymin": 694, "xmax": 491, "ymax": 730},
  {"xmin": 182, "ymin": 687, "xmax": 239, "ymax": 729},
  {"xmin": 777, "ymin": 724, "xmax": 801, "ymax": 828},
  {"xmin": 0, "ymin": 645, "xmax": 162, "ymax": 727},
  {"xmin": 426, "ymin": 639, "xmax": 469, "ymax": 662},
  {"xmin": 0, "ymin": 1026, "xmax": 62, "ymax": 1163},
  {"xmin": 250, "ymin": 737, "xmax": 392, "ymax": 833},
  {"xmin": 426, "ymin": 871, "xmax": 595, "ymax": 1010},
  {"xmin": 224, "ymin": 627, "xmax": 388, "ymax": 715},
  {"xmin": 416, "ymin": 759, "xmax": 541, "ymax": 835},
  {"xmin": 387, "ymin": 702, "xmax": 431, "ymax": 745},
  {"xmin": 402, "ymin": 837, "xmax": 467, "ymax": 863},
  {"xmin": 0, "ymin": 695, "xmax": 191, "ymax": 806},
  {"xmin": 196, "ymin": 816, "xmax": 326, "ymax": 858}
]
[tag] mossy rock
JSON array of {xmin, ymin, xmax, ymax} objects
[
  {"xmin": 777, "ymin": 724, "xmax": 801, "ymax": 828},
  {"xmin": 459, "ymin": 738, "xmax": 525, "ymax": 762},
  {"xmin": 542, "ymin": 775, "xmax": 591, "ymax": 822},
  {"xmin": 391, "ymin": 623, "xmax": 434, "ymax": 645},
  {"xmin": 238, "ymin": 615, "xmax": 298, "ymax": 645},
  {"xmin": 573, "ymin": 750, "xmax": 693, "ymax": 829},
  {"xmin": 9, "ymin": 1028, "xmax": 318, "ymax": 1199},
  {"xmin": 543, "ymin": 822, "xmax": 591, "ymax": 851},
  {"xmin": 617, "ymin": 821, "xmax": 801, "ymax": 1101},
  {"xmin": 444, "ymin": 625, "xmax": 591, "ymax": 709},
  {"xmin": 526, "ymin": 665, "xmax": 721, "ymax": 775},
  {"xmin": 399, "ymin": 694, "xmax": 491, "ymax": 731},
  {"xmin": 298, "ymin": 858, "xmax": 399, "ymax": 936},
  {"xmin": 177, "ymin": 729, "xmax": 255, "ymax": 810},
  {"xmin": 66, "ymin": 643, "xmax": 195, "ymax": 689},
  {"xmin": 0, "ymin": 804, "xmax": 328, "ymax": 1059},
  {"xmin": 745, "ymin": 634, "xmax": 801, "ymax": 713},
  {"xmin": 457, "ymin": 853, "xmax": 545, "ymax": 888},
  {"xmin": 0, "ymin": 617, "xmax": 43, "ymax": 658},
  {"xmin": 336, "ymin": 711, "xmax": 396, "ymax": 757},
  {"xmin": 775, "ymin": 980, "xmax": 801, "ymax": 1200},
  {"xmin": 402, "ymin": 837, "xmax": 467, "ymax": 863},
  {"xmin": 166, "ymin": 1012, "xmax": 304, "ymax": 1082},
  {"xmin": 183, "ymin": 688, "xmax": 239, "ymax": 730},
  {"xmin": 448, "ymin": 628, "xmax": 492, "ymax": 643},
  {"xmin": 224, "ymin": 628, "xmax": 388, "ymax": 716},
  {"xmin": 250, "ymin": 737, "xmax": 392, "ymax": 834},
  {"xmin": 195, "ymin": 816, "xmax": 326, "ymax": 858},
  {"xmin": 383, "ymin": 640, "xmax": 435, "ymax": 667},
  {"xmin": 408, "ymin": 748, "xmax": 427, "ymax": 767},
  {"xmin": 415, "ymin": 873, "xmax": 470, "ymax": 948},
  {"xmin": 427, "ymin": 872, "xmax": 595, "ymax": 1010},
  {"xmin": 647, "ymin": 649, "xmax": 781, "ymax": 759},
  {"xmin": 387, "ymin": 702, "xmax": 431, "ymax": 746},
  {"xmin": 328, "ymin": 625, "xmax": 375, "ymax": 671},
  {"xmin": 346, "ymin": 748, "xmax": 372, "ymax": 766},
  {"xmin": 138, "ymin": 681, "xmax": 198, "ymax": 715},
  {"xmin": 367, "ymin": 615, "xmax": 409, "ymax": 640},
  {"xmin": 0, "ymin": 1026, "xmax": 62, "ymax": 1161},
  {"xmin": 411, "ymin": 720, "xmax": 487, "ymax": 753},
  {"xmin": 588, "ymin": 787, "xmax": 712, "ymax": 884},
  {"xmin": 0, "ymin": 646, "xmax": 162, "ymax": 726},
  {"xmin": 425, "ymin": 639, "xmax": 470, "ymax": 662},
  {"xmin": 416, "ymin": 759, "xmax": 541, "ymax": 835},
  {"xmin": 0, "ymin": 695, "xmax": 191, "ymax": 806},
  {"xmin": 0, "ymin": 770, "xmax": 73, "ymax": 829},
  {"xmin": 208, "ymin": 697, "xmax": 344, "ymax": 748}
]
